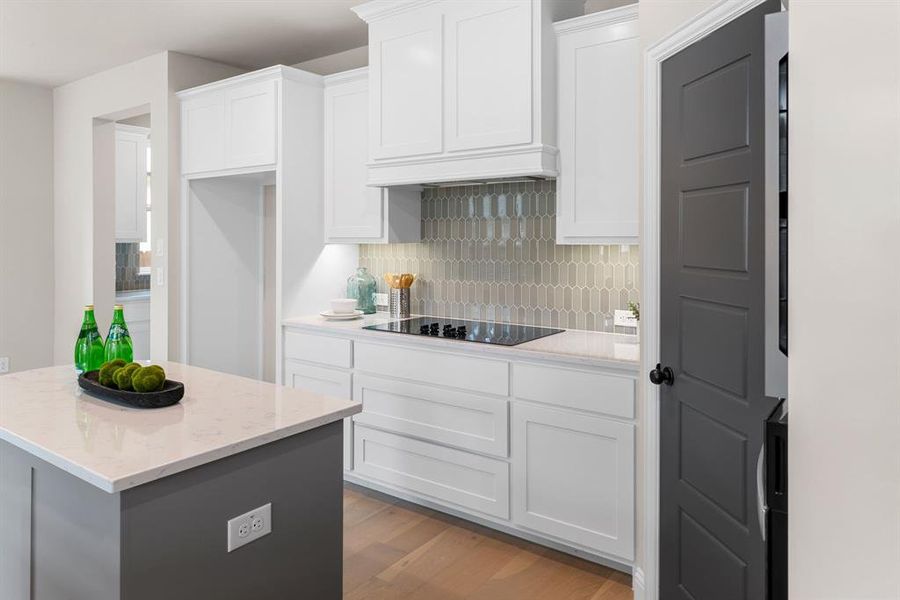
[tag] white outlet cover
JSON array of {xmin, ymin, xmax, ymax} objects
[
  {"xmin": 0, "ymin": 357, "xmax": 8, "ymax": 374},
  {"xmin": 614, "ymin": 309, "xmax": 638, "ymax": 328},
  {"xmin": 227, "ymin": 503, "xmax": 272, "ymax": 552}
]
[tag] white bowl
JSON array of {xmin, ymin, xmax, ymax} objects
[{"xmin": 330, "ymin": 298, "xmax": 358, "ymax": 314}]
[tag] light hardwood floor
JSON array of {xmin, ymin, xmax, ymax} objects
[{"xmin": 343, "ymin": 484, "xmax": 633, "ymax": 600}]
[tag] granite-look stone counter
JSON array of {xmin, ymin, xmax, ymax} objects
[
  {"xmin": 282, "ymin": 313, "xmax": 639, "ymax": 370},
  {"xmin": 0, "ymin": 361, "xmax": 360, "ymax": 493}
]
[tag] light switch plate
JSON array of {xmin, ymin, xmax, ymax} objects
[
  {"xmin": 614, "ymin": 309, "xmax": 638, "ymax": 328},
  {"xmin": 0, "ymin": 357, "xmax": 8, "ymax": 374},
  {"xmin": 227, "ymin": 503, "xmax": 272, "ymax": 552}
]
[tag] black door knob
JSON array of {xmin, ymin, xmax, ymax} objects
[{"xmin": 649, "ymin": 363, "xmax": 675, "ymax": 386}]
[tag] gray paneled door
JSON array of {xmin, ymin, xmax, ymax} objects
[{"xmin": 658, "ymin": 2, "xmax": 781, "ymax": 599}]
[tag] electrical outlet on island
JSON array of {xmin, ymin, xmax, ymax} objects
[
  {"xmin": 0, "ymin": 357, "xmax": 8, "ymax": 374},
  {"xmin": 226, "ymin": 503, "xmax": 272, "ymax": 552}
]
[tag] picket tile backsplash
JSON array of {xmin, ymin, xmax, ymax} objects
[{"xmin": 359, "ymin": 181, "xmax": 638, "ymax": 332}]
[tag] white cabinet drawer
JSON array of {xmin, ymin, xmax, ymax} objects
[
  {"xmin": 353, "ymin": 375, "xmax": 508, "ymax": 457},
  {"xmin": 512, "ymin": 402, "xmax": 634, "ymax": 559},
  {"xmin": 283, "ymin": 361, "xmax": 351, "ymax": 399},
  {"xmin": 283, "ymin": 330, "xmax": 352, "ymax": 369},
  {"xmin": 283, "ymin": 361, "xmax": 353, "ymax": 471},
  {"xmin": 354, "ymin": 425, "xmax": 509, "ymax": 519},
  {"xmin": 354, "ymin": 342, "xmax": 509, "ymax": 396},
  {"xmin": 513, "ymin": 363, "xmax": 635, "ymax": 419}
]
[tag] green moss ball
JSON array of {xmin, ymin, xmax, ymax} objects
[
  {"xmin": 98, "ymin": 359, "xmax": 127, "ymax": 387},
  {"xmin": 132, "ymin": 365, "xmax": 166, "ymax": 393},
  {"xmin": 114, "ymin": 363, "xmax": 142, "ymax": 391}
]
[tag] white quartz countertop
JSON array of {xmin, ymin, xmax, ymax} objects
[
  {"xmin": 283, "ymin": 314, "xmax": 639, "ymax": 370},
  {"xmin": 0, "ymin": 362, "xmax": 361, "ymax": 493}
]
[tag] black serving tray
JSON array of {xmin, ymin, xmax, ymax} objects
[{"xmin": 78, "ymin": 370, "xmax": 184, "ymax": 409}]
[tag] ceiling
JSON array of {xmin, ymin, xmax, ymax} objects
[{"xmin": 0, "ymin": 0, "xmax": 368, "ymax": 88}]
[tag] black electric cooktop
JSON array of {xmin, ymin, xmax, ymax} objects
[{"xmin": 363, "ymin": 317, "xmax": 564, "ymax": 346}]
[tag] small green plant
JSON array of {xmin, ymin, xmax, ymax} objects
[{"xmin": 628, "ymin": 301, "xmax": 640, "ymax": 321}]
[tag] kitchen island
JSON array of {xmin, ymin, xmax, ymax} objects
[{"xmin": 0, "ymin": 362, "xmax": 360, "ymax": 600}]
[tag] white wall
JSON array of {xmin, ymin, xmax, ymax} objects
[
  {"xmin": 53, "ymin": 52, "xmax": 168, "ymax": 363},
  {"xmin": 0, "ymin": 81, "xmax": 54, "ymax": 373},
  {"xmin": 292, "ymin": 45, "xmax": 367, "ymax": 75},
  {"xmin": 788, "ymin": 2, "xmax": 900, "ymax": 598},
  {"xmin": 187, "ymin": 176, "xmax": 265, "ymax": 380},
  {"xmin": 52, "ymin": 51, "xmax": 243, "ymax": 365}
]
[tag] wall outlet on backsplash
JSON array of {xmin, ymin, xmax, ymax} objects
[
  {"xmin": 614, "ymin": 309, "xmax": 638, "ymax": 329},
  {"xmin": 374, "ymin": 293, "xmax": 389, "ymax": 310}
]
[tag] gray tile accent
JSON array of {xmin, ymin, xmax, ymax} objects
[
  {"xmin": 115, "ymin": 243, "xmax": 150, "ymax": 292},
  {"xmin": 359, "ymin": 181, "xmax": 639, "ymax": 332}
]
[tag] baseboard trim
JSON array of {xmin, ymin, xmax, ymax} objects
[{"xmin": 632, "ymin": 567, "xmax": 646, "ymax": 600}]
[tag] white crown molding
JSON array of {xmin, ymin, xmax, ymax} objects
[
  {"xmin": 175, "ymin": 65, "xmax": 323, "ymax": 98},
  {"xmin": 553, "ymin": 3, "xmax": 638, "ymax": 35},
  {"xmin": 640, "ymin": 2, "xmax": 770, "ymax": 600},
  {"xmin": 351, "ymin": 0, "xmax": 440, "ymax": 23},
  {"xmin": 323, "ymin": 66, "xmax": 368, "ymax": 86}
]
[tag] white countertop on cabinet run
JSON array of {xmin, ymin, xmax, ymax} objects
[
  {"xmin": 0, "ymin": 362, "xmax": 361, "ymax": 493},
  {"xmin": 283, "ymin": 314, "xmax": 640, "ymax": 370}
]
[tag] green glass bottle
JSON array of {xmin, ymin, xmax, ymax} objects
[
  {"xmin": 74, "ymin": 305, "xmax": 105, "ymax": 373},
  {"xmin": 103, "ymin": 305, "xmax": 134, "ymax": 364}
]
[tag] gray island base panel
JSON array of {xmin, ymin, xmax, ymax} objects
[{"xmin": 0, "ymin": 421, "xmax": 343, "ymax": 600}]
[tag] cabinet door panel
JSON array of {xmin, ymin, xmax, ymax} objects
[
  {"xmin": 283, "ymin": 361, "xmax": 353, "ymax": 470},
  {"xmin": 370, "ymin": 12, "xmax": 443, "ymax": 159},
  {"xmin": 557, "ymin": 20, "xmax": 639, "ymax": 244},
  {"xmin": 445, "ymin": 1, "xmax": 532, "ymax": 151},
  {"xmin": 225, "ymin": 80, "xmax": 277, "ymax": 169},
  {"xmin": 324, "ymin": 77, "xmax": 385, "ymax": 240},
  {"xmin": 182, "ymin": 92, "xmax": 225, "ymax": 174},
  {"xmin": 512, "ymin": 402, "xmax": 634, "ymax": 560},
  {"xmin": 115, "ymin": 128, "xmax": 148, "ymax": 242}
]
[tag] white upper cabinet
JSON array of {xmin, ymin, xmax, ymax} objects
[
  {"xmin": 369, "ymin": 10, "xmax": 443, "ymax": 160},
  {"xmin": 179, "ymin": 67, "xmax": 308, "ymax": 176},
  {"xmin": 114, "ymin": 125, "xmax": 149, "ymax": 242},
  {"xmin": 224, "ymin": 80, "xmax": 277, "ymax": 169},
  {"xmin": 444, "ymin": 1, "xmax": 532, "ymax": 152},
  {"xmin": 555, "ymin": 6, "xmax": 639, "ymax": 245},
  {"xmin": 181, "ymin": 92, "xmax": 225, "ymax": 175},
  {"xmin": 324, "ymin": 68, "xmax": 421, "ymax": 244},
  {"xmin": 353, "ymin": 0, "xmax": 582, "ymax": 186}
]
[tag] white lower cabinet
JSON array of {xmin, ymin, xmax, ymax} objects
[
  {"xmin": 511, "ymin": 402, "xmax": 635, "ymax": 560},
  {"xmin": 354, "ymin": 425, "xmax": 510, "ymax": 519},
  {"xmin": 283, "ymin": 360, "xmax": 354, "ymax": 470},
  {"xmin": 282, "ymin": 325, "xmax": 636, "ymax": 567}
]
